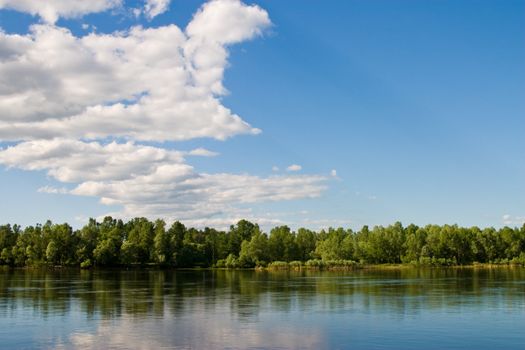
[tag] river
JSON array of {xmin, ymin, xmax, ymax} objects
[{"xmin": 1, "ymin": 267, "xmax": 524, "ymax": 349}]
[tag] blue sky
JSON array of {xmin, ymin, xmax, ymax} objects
[{"xmin": 0, "ymin": 0, "xmax": 524, "ymax": 230}]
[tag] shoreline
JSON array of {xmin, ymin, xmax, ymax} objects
[{"xmin": 2, "ymin": 262, "xmax": 524, "ymax": 271}]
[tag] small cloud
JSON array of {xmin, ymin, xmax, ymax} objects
[
  {"xmin": 272, "ymin": 166, "xmax": 279, "ymax": 172},
  {"xmin": 502, "ymin": 214, "xmax": 525, "ymax": 226},
  {"xmin": 330, "ymin": 169, "xmax": 337, "ymax": 177},
  {"xmin": 367, "ymin": 195, "xmax": 377, "ymax": 200},
  {"xmin": 38, "ymin": 186, "xmax": 69, "ymax": 194},
  {"xmin": 132, "ymin": 8, "xmax": 142, "ymax": 18},
  {"xmin": 74, "ymin": 215, "xmax": 89, "ymax": 223},
  {"xmin": 144, "ymin": 0, "xmax": 171, "ymax": 20},
  {"xmin": 187, "ymin": 148, "xmax": 219, "ymax": 157},
  {"xmin": 81, "ymin": 23, "xmax": 89, "ymax": 30},
  {"xmin": 286, "ymin": 164, "xmax": 302, "ymax": 172}
]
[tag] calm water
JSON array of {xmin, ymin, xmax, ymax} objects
[{"xmin": 0, "ymin": 267, "xmax": 524, "ymax": 349}]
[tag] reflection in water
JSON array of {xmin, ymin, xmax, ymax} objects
[{"xmin": 0, "ymin": 267, "xmax": 524, "ymax": 349}]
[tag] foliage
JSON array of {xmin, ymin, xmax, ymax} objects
[{"xmin": 0, "ymin": 218, "xmax": 524, "ymax": 268}]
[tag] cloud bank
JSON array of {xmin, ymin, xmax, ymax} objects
[
  {"xmin": 0, "ymin": 0, "xmax": 122, "ymax": 24},
  {"xmin": 0, "ymin": 0, "xmax": 328, "ymax": 227}
]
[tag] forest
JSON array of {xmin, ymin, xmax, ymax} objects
[{"xmin": 1, "ymin": 218, "xmax": 524, "ymax": 268}]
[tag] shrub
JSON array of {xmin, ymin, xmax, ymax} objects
[{"xmin": 267, "ymin": 261, "xmax": 289, "ymax": 270}]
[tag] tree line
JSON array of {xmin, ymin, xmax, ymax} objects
[{"xmin": 1, "ymin": 218, "xmax": 524, "ymax": 268}]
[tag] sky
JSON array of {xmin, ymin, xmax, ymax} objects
[{"xmin": 0, "ymin": 0, "xmax": 523, "ymax": 231}]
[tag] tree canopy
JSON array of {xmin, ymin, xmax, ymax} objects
[{"xmin": 0, "ymin": 219, "xmax": 524, "ymax": 268}]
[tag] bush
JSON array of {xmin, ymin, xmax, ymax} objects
[
  {"xmin": 215, "ymin": 259, "xmax": 226, "ymax": 268},
  {"xmin": 80, "ymin": 259, "xmax": 92, "ymax": 269},
  {"xmin": 417, "ymin": 257, "xmax": 456, "ymax": 266},
  {"xmin": 510, "ymin": 253, "xmax": 525, "ymax": 266},
  {"xmin": 267, "ymin": 261, "xmax": 289, "ymax": 270},
  {"xmin": 305, "ymin": 259, "xmax": 325, "ymax": 269},
  {"xmin": 289, "ymin": 261, "xmax": 303, "ymax": 270},
  {"xmin": 224, "ymin": 254, "xmax": 241, "ymax": 269}
]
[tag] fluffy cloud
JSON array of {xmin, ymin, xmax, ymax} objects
[
  {"xmin": 286, "ymin": 164, "xmax": 302, "ymax": 172},
  {"xmin": 73, "ymin": 170, "xmax": 327, "ymax": 223},
  {"xmin": 186, "ymin": 0, "xmax": 270, "ymax": 44},
  {"xmin": 144, "ymin": 0, "xmax": 171, "ymax": 19},
  {"xmin": 0, "ymin": 139, "xmax": 185, "ymax": 182},
  {"xmin": 186, "ymin": 148, "xmax": 219, "ymax": 157},
  {"xmin": 0, "ymin": 1, "xmax": 330, "ymax": 227},
  {"xmin": 0, "ymin": 139, "xmax": 327, "ymax": 225},
  {"xmin": 0, "ymin": 19, "xmax": 264, "ymax": 141},
  {"xmin": 0, "ymin": 0, "xmax": 121, "ymax": 24}
]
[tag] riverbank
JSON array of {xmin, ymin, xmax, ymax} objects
[{"xmin": 3, "ymin": 261, "xmax": 525, "ymax": 272}]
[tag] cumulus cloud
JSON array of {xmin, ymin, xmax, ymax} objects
[
  {"xmin": 0, "ymin": 139, "xmax": 185, "ymax": 182},
  {"xmin": 71, "ymin": 165, "xmax": 327, "ymax": 223},
  {"xmin": 0, "ymin": 1, "xmax": 331, "ymax": 227},
  {"xmin": 0, "ymin": 0, "xmax": 122, "ymax": 24},
  {"xmin": 144, "ymin": 0, "xmax": 171, "ymax": 19},
  {"xmin": 0, "ymin": 20, "xmax": 264, "ymax": 141},
  {"xmin": 330, "ymin": 169, "xmax": 337, "ymax": 177},
  {"xmin": 0, "ymin": 139, "xmax": 327, "ymax": 225},
  {"xmin": 286, "ymin": 164, "xmax": 302, "ymax": 172}
]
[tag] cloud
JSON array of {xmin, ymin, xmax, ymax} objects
[
  {"xmin": 0, "ymin": 139, "xmax": 327, "ymax": 225},
  {"xmin": 0, "ymin": 20, "xmax": 265, "ymax": 141},
  {"xmin": 0, "ymin": 139, "xmax": 185, "ymax": 183},
  {"xmin": 0, "ymin": 0, "xmax": 122, "ymax": 24},
  {"xmin": 37, "ymin": 186, "xmax": 69, "ymax": 194},
  {"xmin": 272, "ymin": 166, "xmax": 279, "ymax": 172},
  {"xmin": 186, "ymin": 0, "xmax": 271, "ymax": 45},
  {"xmin": 187, "ymin": 148, "xmax": 219, "ymax": 157},
  {"xmin": 330, "ymin": 169, "xmax": 337, "ymax": 177},
  {"xmin": 502, "ymin": 214, "xmax": 525, "ymax": 226},
  {"xmin": 286, "ymin": 164, "xmax": 302, "ymax": 172},
  {"xmin": 144, "ymin": 0, "xmax": 171, "ymax": 20},
  {"xmin": 71, "ymin": 167, "xmax": 328, "ymax": 223},
  {"xmin": 0, "ymin": 1, "xmax": 331, "ymax": 227}
]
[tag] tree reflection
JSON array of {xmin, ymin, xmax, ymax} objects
[{"xmin": 1, "ymin": 267, "xmax": 524, "ymax": 321}]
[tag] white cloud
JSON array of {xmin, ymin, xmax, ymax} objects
[
  {"xmin": 144, "ymin": 0, "xmax": 171, "ymax": 20},
  {"xmin": 37, "ymin": 186, "xmax": 69, "ymax": 194},
  {"xmin": 71, "ymin": 168, "xmax": 327, "ymax": 222},
  {"xmin": 187, "ymin": 148, "xmax": 219, "ymax": 157},
  {"xmin": 0, "ymin": 139, "xmax": 328, "ymax": 225},
  {"xmin": 0, "ymin": 0, "xmax": 122, "ymax": 24},
  {"xmin": 272, "ymin": 166, "xmax": 279, "ymax": 172},
  {"xmin": 330, "ymin": 169, "xmax": 337, "ymax": 177},
  {"xmin": 0, "ymin": 139, "xmax": 185, "ymax": 182},
  {"xmin": 502, "ymin": 214, "xmax": 525, "ymax": 226},
  {"xmin": 0, "ymin": 21, "xmax": 265, "ymax": 141},
  {"xmin": 0, "ymin": 1, "xmax": 332, "ymax": 227},
  {"xmin": 286, "ymin": 164, "xmax": 302, "ymax": 172},
  {"xmin": 186, "ymin": 0, "xmax": 270, "ymax": 45}
]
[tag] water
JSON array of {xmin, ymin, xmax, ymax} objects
[{"xmin": 0, "ymin": 267, "xmax": 524, "ymax": 349}]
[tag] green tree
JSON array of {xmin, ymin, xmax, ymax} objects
[
  {"xmin": 239, "ymin": 227, "xmax": 269, "ymax": 266},
  {"xmin": 93, "ymin": 217, "xmax": 124, "ymax": 266},
  {"xmin": 268, "ymin": 226, "xmax": 298, "ymax": 261},
  {"xmin": 315, "ymin": 228, "xmax": 353, "ymax": 261},
  {"xmin": 296, "ymin": 228, "xmax": 317, "ymax": 261},
  {"xmin": 121, "ymin": 218, "xmax": 154, "ymax": 264},
  {"xmin": 228, "ymin": 220, "xmax": 259, "ymax": 257},
  {"xmin": 153, "ymin": 219, "xmax": 171, "ymax": 265}
]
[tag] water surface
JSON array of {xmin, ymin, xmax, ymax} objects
[{"xmin": 1, "ymin": 267, "xmax": 524, "ymax": 349}]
